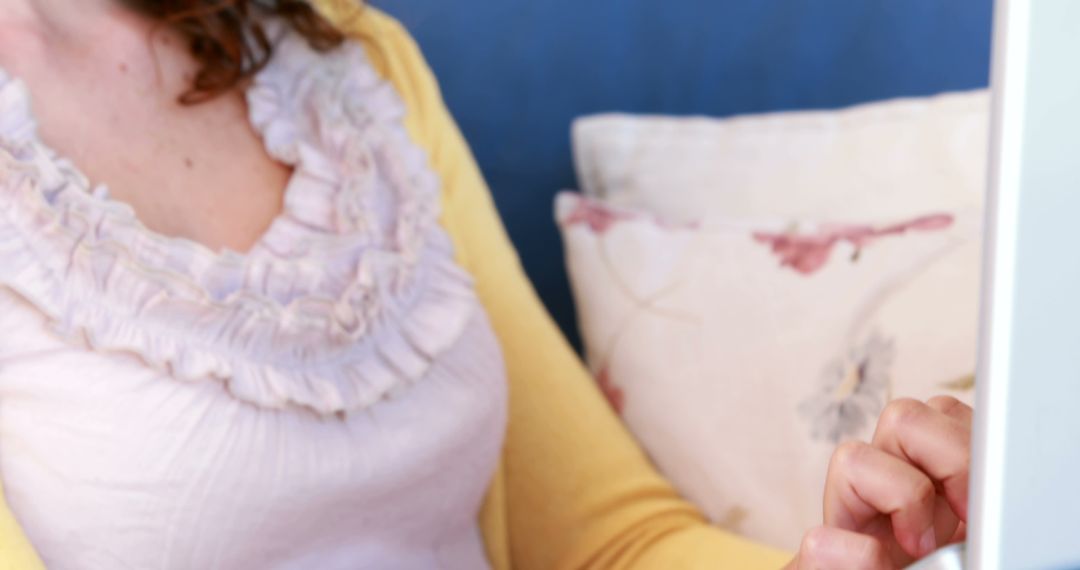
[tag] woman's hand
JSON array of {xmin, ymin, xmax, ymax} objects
[{"xmin": 785, "ymin": 396, "xmax": 973, "ymax": 569}]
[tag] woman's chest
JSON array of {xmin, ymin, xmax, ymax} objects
[
  {"xmin": 0, "ymin": 27, "xmax": 290, "ymax": 253},
  {"xmin": 0, "ymin": 25, "xmax": 508, "ymax": 567},
  {"xmin": 0, "ymin": 292, "xmax": 508, "ymax": 569}
]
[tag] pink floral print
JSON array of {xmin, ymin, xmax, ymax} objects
[
  {"xmin": 562, "ymin": 196, "xmax": 638, "ymax": 235},
  {"xmin": 560, "ymin": 194, "xmax": 699, "ymax": 235},
  {"xmin": 753, "ymin": 214, "xmax": 955, "ymax": 275},
  {"xmin": 596, "ymin": 366, "xmax": 626, "ymax": 415}
]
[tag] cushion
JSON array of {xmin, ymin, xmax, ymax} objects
[
  {"xmin": 556, "ymin": 191, "xmax": 980, "ymax": 549},
  {"xmin": 375, "ymin": 0, "xmax": 994, "ymax": 350},
  {"xmin": 572, "ymin": 90, "xmax": 990, "ymax": 224}
]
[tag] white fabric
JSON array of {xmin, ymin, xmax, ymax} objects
[
  {"xmin": 560, "ymin": 91, "xmax": 987, "ymax": 550},
  {"xmin": 0, "ymin": 25, "xmax": 506, "ymax": 570},
  {"xmin": 558, "ymin": 194, "xmax": 980, "ymax": 550},
  {"xmin": 572, "ymin": 90, "xmax": 989, "ymax": 224}
]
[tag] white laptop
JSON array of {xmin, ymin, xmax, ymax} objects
[{"xmin": 915, "ymin": 0, "xmax": 1080, "ymax": 569}]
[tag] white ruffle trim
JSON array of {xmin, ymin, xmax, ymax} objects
[{"xmin": 0, "ymin": 28, "xmax": 477, "ymax": 415}]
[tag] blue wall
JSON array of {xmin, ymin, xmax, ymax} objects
[{"xmin": 374, "ymin": 0, "xmax": 995, "ymax": 349}]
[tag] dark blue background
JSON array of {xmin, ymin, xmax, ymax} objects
[{"xmin": 374, "ymin": 0, "xmax": 995, "ymax": 348}]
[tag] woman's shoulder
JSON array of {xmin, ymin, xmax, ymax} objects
[
  {"xmin": 312, "ymin": 3, "xmax": 449, "ymax": 151},
  {"xmin": 314, "ymin": 4, "xmax": 431, "ymax": 89},
  {"xmin": 312, "ymin": 2, "xmax": 414, "ymax": 50}
]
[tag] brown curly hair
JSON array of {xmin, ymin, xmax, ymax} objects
[{"xmin": 123, "ymin": 0, "xmax": 347, "ymax": 104}]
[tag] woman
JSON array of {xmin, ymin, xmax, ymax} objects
[{"xmin": 0, "ymin": 0, "xmax": 971, "ymax": 568}]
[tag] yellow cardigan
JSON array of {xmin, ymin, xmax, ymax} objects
[{"xmin": 0, "ymin": 4, "xmax": 789, "ymax": 569}]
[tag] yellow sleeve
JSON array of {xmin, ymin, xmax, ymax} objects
[
  {"xmin": 0, "ymin": 482, "xmax": 43, "ymax": 569},
  {"xmin": 335, "ymin": 6, "xmax": 793, "ymax": 569}
]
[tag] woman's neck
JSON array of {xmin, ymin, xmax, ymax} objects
[{"xmin": 0, "ymin": 0, "xmax": 130, "ymax": 39}]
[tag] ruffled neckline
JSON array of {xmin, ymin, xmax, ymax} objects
[{"xmin": 0, "ymin": 24, "xmax": 478, "ymax": 415}]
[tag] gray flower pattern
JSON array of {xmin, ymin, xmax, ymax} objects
[{"xmin": 800, "ymin": 334, "xmax": 895, "ymax": 443}]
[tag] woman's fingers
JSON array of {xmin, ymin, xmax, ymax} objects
[
  {"xmin": 927, "ymin": 395, "xmax": 974, "ymax": 426},
  {"xmin": 813, "ymin": 396, "xmax": 972, "ymax": 567},
  {"xmin": 949, "ymin": 521, "xmax": 968, "ymax": 543},
  {"xmin": 789, "ymin": 526, "xmax": 891, "ymax": 570},
  {"xmin": 824, "ymin": 441, "xmax": 942, "ymax": 559},
  {"xmin": 871, "ymin": 398, "xmax": 972, "ymax": 522}
]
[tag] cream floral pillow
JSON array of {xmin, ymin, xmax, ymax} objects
[
  {"xmin": 572, "ymin": 90, "xmax": 989, "ymax": 224},
  {"xmin": 557, "ymin": 193, "xmax": 979, "ymax": 550}
]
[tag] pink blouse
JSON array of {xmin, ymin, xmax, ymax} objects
[{"xmin": 0, "ymin": 22, "xmax": 507, "ymax": 569}]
